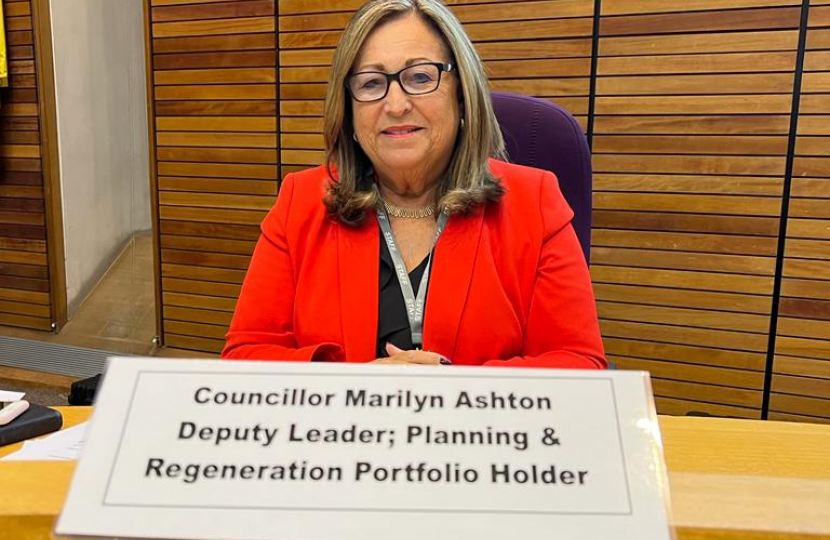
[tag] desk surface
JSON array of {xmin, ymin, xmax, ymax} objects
[{"xmin": 0, "ymin": 408, "xmax": 828, "ymax": 540}]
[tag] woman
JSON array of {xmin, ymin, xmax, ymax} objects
[{"xmin": 222, "ymin": 0, "xmax": 605, "ymax": 369}]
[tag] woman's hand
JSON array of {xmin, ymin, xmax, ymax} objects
[{"xmin": 370, "ymin": 343, "xmax": 451, "ymax": 365}]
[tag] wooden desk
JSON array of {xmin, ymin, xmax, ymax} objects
[
  {"xmin": 659, "ymin": 416, "xmax": 830, "ymax": 539},
  {"xmin": 0, "ymin": 407, "xmax": 88, "ymax": 540},
  {"xmin": 0, "ymin": 409, "xmax": 828, "ymax": 540}
]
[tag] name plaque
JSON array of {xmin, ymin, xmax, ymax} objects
[{"xmin": 56, "ymin": 358, "xmax": 673, "ymax": 540}]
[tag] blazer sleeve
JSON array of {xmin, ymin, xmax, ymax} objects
[
  {"xmin": 221, "ymin": 174, "xmax": 345, "ymax": 362},
  {"xmin": 483, "ymin": 171, "xmax": 606, "ymax": 369}
]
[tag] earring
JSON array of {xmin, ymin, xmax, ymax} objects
[
  {"xmin": 353, "ymin": 133, "xmax": 358, "ymax": 142},
  {"xmin": 460, "ymin": 118, "xmax": 465, "ymax": 130}
]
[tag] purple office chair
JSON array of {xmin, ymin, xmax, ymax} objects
[{"xmin": 491, "ymin": 92, "xmax": 592, "ymax": 263}]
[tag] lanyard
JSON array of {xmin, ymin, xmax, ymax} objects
[{"xmin": 376, "ymin": 199, "xmax": 449, "ymax": 348}]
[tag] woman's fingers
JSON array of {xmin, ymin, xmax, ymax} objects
[
  {"xmin": 371, "ymin": 344, "xmax": 445, "ymax": 365},
  {"xmin": 369, "ymin": 357, "xmax": 416, "ymax": 365},
  {"xmin": 396, "ymin": 350, "xmax": 443, "ymax": 364},
  {"xmin": 385, "ymin": 342, "xmax": 405, "ymax": 356}
]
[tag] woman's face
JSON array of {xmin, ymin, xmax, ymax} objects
[{"xmin": 350, "ymin": 14, "xmax": 460, "ymax": 190}]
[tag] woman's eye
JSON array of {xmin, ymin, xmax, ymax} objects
[
  {"xmin": 361, "ymin": 77, "xmax": 384, "ymax": 89},
  {"xmin": 411, "ymin": 72, "xmax": 434, "ymax": 83}
]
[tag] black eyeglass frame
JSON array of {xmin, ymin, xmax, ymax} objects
[{"xmin": 345, "ymin": 62, "xmax": 455, "ymax": 102}]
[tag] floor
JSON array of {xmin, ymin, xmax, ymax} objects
[
  {"xmin": 0, "ymin": 234, "xmax": 210, "ymax": 406},
  {"xmin": 1, "ymin": 233, "xmax": 157, "ymax": 355}
]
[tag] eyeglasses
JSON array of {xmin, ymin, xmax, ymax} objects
[{"xmin": 346, "ymin": 62, "xmax": 454, "ymax": 102}]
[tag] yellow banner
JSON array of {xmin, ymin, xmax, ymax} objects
[{"xmin": 0, "ymin": 1, "xmax": 8, "ymax": 89}]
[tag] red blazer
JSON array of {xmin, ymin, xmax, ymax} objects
[{"xmin": 222, "ymin": 159, "xmax": 606, "ymax": 369}]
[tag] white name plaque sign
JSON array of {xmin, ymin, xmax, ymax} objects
[{"xmin": 57, "ymin": 358, "xmax": 673, "ymax": 540}]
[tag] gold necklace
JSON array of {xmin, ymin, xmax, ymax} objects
[{"xmin": 382, "ymin": 199, "xmax": 437, "ymax": 219}]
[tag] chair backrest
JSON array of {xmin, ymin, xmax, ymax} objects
[{"xmin": 491, "ymin": 92, "xmax": 592, "ymax": 263}]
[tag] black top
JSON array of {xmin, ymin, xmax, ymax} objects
[{"xmin": 376, "ymin": 238, "xmax": 430, "ymax": 357}]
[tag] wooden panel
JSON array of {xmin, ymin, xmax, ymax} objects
[
  {"xmin": 162, "ymin": 277, "xmax": 242, "ymax": 299},
  {"xmin": 149, "ymin": 0, "xmax": 277, "ymax": 352},
  {"xmin": 151, "ymin": 1, "xmax": 275, "ymax": 23},
  {"xmin": 164, "ymin": 319, "xmax": 228, "ymax": 340},
  {"xmin": 154, "ymin": 67, "xmax": 277, "ymax": 85},
  {"xmin": 602, "ymin": 0, "xmax": 802, "ymax": 16},
  {"xmin": 605, "ymin": 337, "xmax": 766, "ymax": 371},
  {"xmin": 0, "ymin": 0, "xmax": 54, "ymax": 332},
  {"xmin": 772, "ymin": 7, "xmax": 830, "ymax": 421},
  {"xmin": 160, "ymin": 234, "xmax": 256, "ymax": 256},
  {"xmin": 163, "ymin": 291, "xmax": 238, "ymax": 311},
  {"xmin": 0, "ymin": 311, "xmax": 52, "ymax": 331},
  {"xmin": 153, "ymin": 16, "xmax": 274, "ymax": 39},
  {"xmin": 157, "ymin": 132, "xmax": 278, "ymax": 149},
  {"xmin": 594, "ymin": 0, "xmax": 802, "ymax": 417},
  {"xmin": 650, "ymin": 378, "xmax": 763, "ymax": 411},
  {"xmin": 154, "ymin": 50, "xmax": 276, "ymax": 71},
  {"xmin": 768, "ymin": 411, "xmax": 830, "ymax": 424},
  {"xmin": 139, "ymin": 0, "xmax": 830, "ymax": 423},
  {"xmin": 161, "ymin": 263, "xmax": 247, "ymax": 284},
  {"xmin": 158, "ymin": 219, "xmax": 261, "ymax": 240},
  {"xmin": 614, "ymin": 356, "xmax": 764, "ymax": 390},
  {"xmin": 594, "ymin": 210, "xmax": 778, "ymax": 234},
  {"xmin": 654, "ymin": 396, "xmax": 761, "ymax": 420},
  {"xmin": 165, "ymin": 305, "xmax": 234, "ymax": 327},
  {"xmin": 600, "ymin": 6, "xmax": 801, "ymax": 36},
  {"xmin": 163, "ymin": 333, "xmax": 225, "ymax": 354},
  {"xmin": 153, "ymin": 32, "xmax": 275, "ymax": 54},
  {"xmin": 601, "ymin": 30, "xmax": 799, "ymax": 56}
]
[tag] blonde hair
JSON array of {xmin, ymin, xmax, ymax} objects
[{"xmin": 323, "ymin": 0, "xmax": 505, "ymax": 225}]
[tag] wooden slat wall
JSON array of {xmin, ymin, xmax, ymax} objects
[
  {"xmin": 0, "ymin": 0, "xmax": 52, "ymax": 332},
  {"xmin": 144, "ymin": 0, "xmax": 828, "ymax": 422},
  {"xmin": 279, "ymin": 0, "xmax": 595, "ymax": 178},
  {"xmin": 593, "ymin": 0, "xmax": 805, "ymax": 419},
  {"xmin": 770, "ymin": 0, "xmax": 830, "ymax": 424},
  {"xmin": 148, "ymin": 0, "xmax": 277, "ymax": 353}
]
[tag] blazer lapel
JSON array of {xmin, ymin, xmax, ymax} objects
[
  {"xmin": 424, "ymin": 208, "xmax": 485, "ymax": 358},
  {"xmin": 338, "ymin": 215, "xmax": 380, "ymax": 361}
]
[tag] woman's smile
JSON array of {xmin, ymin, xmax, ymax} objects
[{"xmin": 381, "ymin": 125, "xmax": 424, "ymax": 138}]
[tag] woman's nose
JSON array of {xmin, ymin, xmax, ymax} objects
[{"xmin": 383, "ymin": 80, "xmax": 412, "ymax": 115}]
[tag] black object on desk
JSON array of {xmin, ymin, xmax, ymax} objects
[
  {"xmin": 68, "ymin": 374, "xmax": 101, "ymax": 405},
  {"xmin": 0, "ymin": 403, "xmax": 63, "ymax": 447}
]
